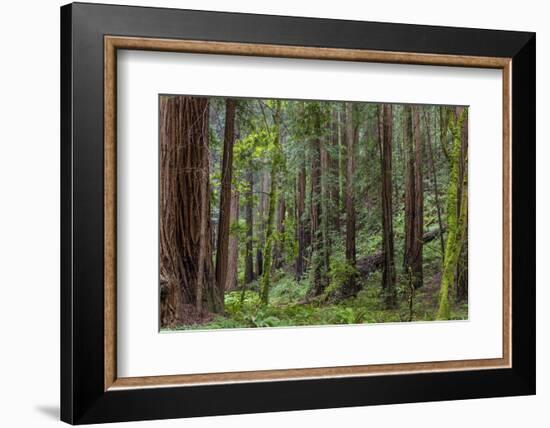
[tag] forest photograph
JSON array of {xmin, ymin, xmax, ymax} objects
[{"xmin": 159, "ymin": 95, "xmax": 468, "ymax": 331}]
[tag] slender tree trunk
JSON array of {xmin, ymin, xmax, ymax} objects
[
  {"xmin": 331, "ymin": 107, "xmax": 341, "ymax": 231},
  {"xmin": 295, "ymin": 164, "xmax": 307, "ymax": 280},
  {"xmin": 404, "ymin": 105, "xmax": 424, "ymax": 289},
  {"xmin": 378, "ymin": 104, "xmax": 396, "ymax": 307},
  {"xmin": 214, "ymin": 99, "xmax": 237, "ymax": 310},
  {"xmin": 423, "ymin": 109, "xmax": 445, "ymax": 256},
  {"xmin": 260, "ymin": 101, "xmax": 282, "ymax": 304},
  {"xmin": 320, "ymin": 139, "xmax": 331, "ymax": 275},
  {"xmin": 439, "ymin": 106, "xmax": 451, "ymax": 162},
  {"xmin": 273, "ymin": 195, "xmax": 286, "ymax": 269},
  {"xmin": 403, "ymin": 105, "xmax": 414, "ymax": 271},
  {"xmin": 244, "ymin": 171, "xmax": 255, "ymax": 284},
  {"xmin": 225, "ymin": 190, "xmax": 239, "ymax": 290},
  {"xmin": 342, "ymin": 102, "xmax": 357, "ymax": 297},
  {"xmin": 256, "ymin": 170, "xmax": 270, "ymax": 277},
  {"xmin": 159, "ymin": 96, "xmax": 217, "ymax": 326},
  {"xmin": 412, "ymin": 106, "xmax": 424, "ymax": 288},
  {"xmin": 309, "ymin": 132, "xmax": 322, "ymax": 295},
  {"xmin": 309, "ymin": 111, "xmax": 330, "ymax": 297},
  {"xmin": 336, "ymin": 109, "xmax": 345, "ymax": 220},
  {"xmin": 363, "ymin": 112, "xmax": 373, "ymax": 210}
]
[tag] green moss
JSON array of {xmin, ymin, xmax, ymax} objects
[{"xmin": 437, "ymin": 112, "xmax": 468, "ymax": 320}]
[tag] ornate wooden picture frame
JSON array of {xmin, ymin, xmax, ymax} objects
[{"xmin": 61, "ymin": 2, "xmax": 535, "ymax": 424}]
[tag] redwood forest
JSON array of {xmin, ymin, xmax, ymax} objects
[{"xmin": 159, "ymin": 95, "xmax": 468, "ymax": 330}]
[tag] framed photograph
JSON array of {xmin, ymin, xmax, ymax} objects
[{"xmin": 60, "ymin": 2, "xmax": 535, "ymax": 424}]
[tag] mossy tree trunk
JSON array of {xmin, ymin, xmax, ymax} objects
[
  {"xmin": 260, "ymin": 101, "xmax": 282, "ymax": 305},
  {"xmin": 437, "ymin": 111, "xmax": 468, "ymax": 320},
  {"xmin": 455, "ymin": 107, "xmax": 469, "ymax": 302}
]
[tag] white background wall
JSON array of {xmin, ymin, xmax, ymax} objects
[{"xmin": 0, "ymin": 0, "xmax": 546, "ymax": 426}]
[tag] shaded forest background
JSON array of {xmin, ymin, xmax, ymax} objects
[{"xmin": 159, "ymin": 95, "xmax": 468, "ymax": 330}]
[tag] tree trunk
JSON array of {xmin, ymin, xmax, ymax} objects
[
  {"xmin": 404, "ymin": 105, "xmax": 424, "ymax": 289},
  {"xmin": 403, "ymin": 105, "xmax": 414, "ymax": 272},
  {"xmin": 342, "ymin": 102, "xmax": 357, "ymax": 297},
  {"xmin": 225, "ymin": 190, "xmax": 239, "ymax": 291},
  {"xmin": 378, "ymin": 104, "xmax": 397, "ymax": 307},
  {"xmin": 439, "ymin": 106, "xmax": 451, "ymax": 162},
  {"xmin": 437, "ymin": 113, "xmax": 468, "ymax": 319},
  {"xmin": 309, "ymin": 110, "xmax": 330, "ymax": 297},
  {"xmin": 412, "ymin": 106, "xmax": 424, "ymax": 288},
  {"xmin": 295, "ymin": 163, "xmax": 307, "ymax": 280},
  {"xmin": 320, "ymin": 138, "xmax": 331, "ymax": 276},
  {"xmin": 260, "ymin": 101, "xmax": 282, "ymax": 304},
  {"xmin": 338, "ymin": 108, "xmax": 345, "ymax": 223},
  {"xmin": 244, "ymin": 171, "xmax": 254, "ymax": 284},
  {"xmin": 330, "ymin": 107, "xmax": 341, "ymax": 231},
  {"xmin": 214, "ymin": 98, "xmax": 237, "ymax": 310},
  {"xmin": 455, "ymin": 107, "xmax": 469, "ymax": 302},
  {"xmin": 159, "ymin": 96, "xmax": 217, "ymax": 326},
  {"xmin": 244, "ymin": 171, "xmax": 255, "ymax": 284},
  {"xmin": 423, "ymin": 109, "xmax": 446, "ymax": 257},
  {"xmin": 309, "ymin": 132, "xmax": 322, "ymax": 294},
  {"xmin": 256, "ymin": 170, "xmax": 270, "ymax": 278},
  {"xmin": 273, "ymin": 195, "xmax": 286, "ymax": 269}
]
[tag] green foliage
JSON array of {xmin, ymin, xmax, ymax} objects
[
  {"xmin": 234, "ymin": 129, "xmax": 276, "ymax": 170},
  {"xmin": 163, "ymin": 98, "xmax": 469, "ymax": 332},
  {"xmin": 325, "ymin": 254, "xmax": 359, "ymax": 297},
  {"xmin": 166, "ymin": 268, "xmax": 468, "ymax": 331},
  {"xmin": 270, "ymin": 276, "xmax": 309, "ymax": 303}
]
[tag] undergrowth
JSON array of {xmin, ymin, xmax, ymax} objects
[{"xmin": 167, "ymin": 268, "xmax": 467, "ymax": 331}]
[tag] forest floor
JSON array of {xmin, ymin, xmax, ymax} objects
[{"xmin": 163, "ymin": 269, "xmax": 468, "ymax": 331}]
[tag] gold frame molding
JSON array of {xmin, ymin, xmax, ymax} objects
[{"xmin": 104, "ymin": 35, "xmax": 512, "ymax": 391}]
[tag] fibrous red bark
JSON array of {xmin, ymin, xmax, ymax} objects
[{"xmin": 159, "ymin": 96, "xmax": 216, "ymax": 327}]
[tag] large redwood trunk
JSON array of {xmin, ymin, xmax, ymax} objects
[
  {"xmin": 403, "ymin": 105, "xmax": 424, "ymax": 289},
  {"xmin": 214, "ymin": 98, "xmax": 237, "ymax": 311},
  {"xmin": 379, "ymin": 104, "xmax": 396, "ymax": 307},
  {"xmin": 159, "ymin": 96, "xmax": 216, "ymax": 327}
]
